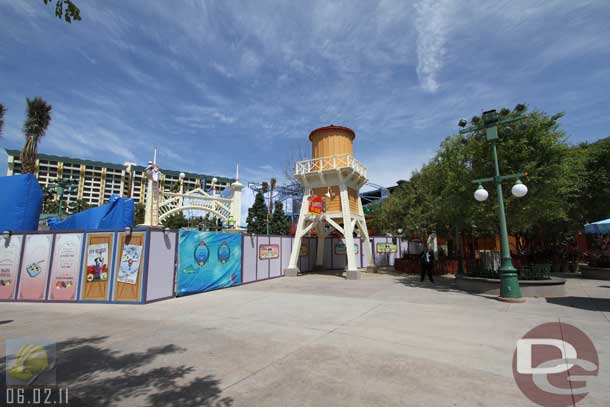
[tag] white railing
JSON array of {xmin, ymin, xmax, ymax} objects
[
  {"xmin": 295, "ymin": 154, "xmax": 367, "ymax": 178},
  {"xmin": 158, "ymin": 189, "xmax": 232, "ymax": 221}
]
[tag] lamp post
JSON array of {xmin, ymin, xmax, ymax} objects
[{"xmin": 458, "ymin": 105, "xmax": 528, "ymax": 302}]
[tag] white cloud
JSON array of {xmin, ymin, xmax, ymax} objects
[{"xmin": 414, "ymin": 0, "xmax": 455, "ymax": 93}]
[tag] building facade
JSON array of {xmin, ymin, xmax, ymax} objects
[{"xmin": 5, "ymin": 149, "xmax": 233, "ymax": 213}]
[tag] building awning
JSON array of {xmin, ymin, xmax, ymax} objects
[{"xmin": 584, "ymin": 219, "xmax": 610, "ymax": 234}]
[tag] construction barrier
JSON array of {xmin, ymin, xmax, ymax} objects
[
  {"xmin": 1, "ymin": 228, "xmax": 412, "ymax": 304},
  {"xmin": 1, "ymin": 228, "xmax": 177, "ymax": 304}
]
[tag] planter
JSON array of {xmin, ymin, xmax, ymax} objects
[
  {"xmin": 581, "ymin": 266, "xmax": 610, "ymax": 281},
  {"xmin": 456, "ymin": 275, "xmax": 566, "ymax": 297}
]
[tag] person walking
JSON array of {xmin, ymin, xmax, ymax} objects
[{"xmin": 420, "ymin": 248, "xmax": 435, "ymax": 283}]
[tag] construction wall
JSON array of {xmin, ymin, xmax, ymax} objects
[
  {"xmin": 1, "ymin": 227, "xmax": 177, "ymax": 304},
  {"xmin": 1, "ymin": 228, "xmax": 414, "ymax": 305}
]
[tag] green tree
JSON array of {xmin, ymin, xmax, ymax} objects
[
  {"xmin": 269, "ymin": 177, "xmax": 277, "ymax": 214},
  {"xmin": 246, "ymin": 190, "xmax": 268, "ymax": 234},
  {"xmin": 20, "ymin": 97, "xmax": 52, "ymax": 174},
  {"xmin": 134, "ymin": 202, "xmax": 145, "ymax": 225},
  {"xmin": 0, "ymin": 103, "xmax": 5, "ymax": 137},
  {"xmin": 379, "ymin": 106, "xmax": 583, "ymax": 249},
  {"xmin": 574, "ymin": 137, "xmax": 610, "ymax": 223},
  {"xmin": 42, "ymin": 0, "xmax": 81, "ymax": 23},
  {"xmin": 67, "ymin": 198, "xmax": 93, "ymax": 214},
  {"xmin": 161, "ymin": 212, "xmax": 188, "ymax": 229},
  {"xmin": 270, "ymin": 201, "xmax": 290, "ymax": 235},
  {"xmin": 42, "ymin": 196, "xmax": 60, "ymax": 215}
]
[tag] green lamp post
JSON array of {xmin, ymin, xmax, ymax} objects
[{"xmin": 458, "ymin": 105, "xmax": 529, "ymax": 302}]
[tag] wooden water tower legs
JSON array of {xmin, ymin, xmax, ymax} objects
[
  {"xmin": 284, "ymin": 186, "xmax": 374, "ymax": 279},
  {"xmin": 285, "ymin": 192, "xmax": 311, "ymax": 277}
]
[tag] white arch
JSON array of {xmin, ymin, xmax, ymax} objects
[{"xmin": 159, "ymin": 205, "xmax": 229, "ymax": 222}]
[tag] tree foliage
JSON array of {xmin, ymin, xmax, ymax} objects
[
  {"xmin": 0, "ymin": 103, "xmax": 5, "ymax": 137},
  {"xmin": 43, "ymin": 0, "xmax": 81, "ymax": 23},
  {"xmin": 161, "ymin": 212, "xmax": 189, "ymax": 229},
  {"xmin": 134, "ymin": 203, "xmax": 145, "ymax": 225},
  {"xmin": 379, "ymin": 105, "xmax": 599, "ymax": 246},
  {"xmin": 270, "ymin": 201, "xmax": 290, "ymax": 235},
  {"xmin": 246, "ymin": 190, "xmax": 269, "ymax": 234},
  {"xmin": 67, "ymin": 198, "xmax": 93, "ymax": 214},
  {"xmin": 574, "ymin": 137, "xmax": 610, "ymax": 223},
  {"xmin": 20, "ymin": 97, "xmax": 52, "ymax": 174}
]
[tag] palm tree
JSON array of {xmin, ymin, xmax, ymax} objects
[
  {"xmin": 0, "ymin": 103, "xmax": 6, "ymax": 137},
  {"xmin": 269, "ymin": 177, "xmax": 277, "ymax": 214},
  {"xmin": 20, "ymin": 97, "xmax": 52, "ymax": 174}
]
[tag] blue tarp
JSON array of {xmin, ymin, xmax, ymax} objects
[
  {"xmin": 584, "ymin": 219, "xmax": 610, "ymax": 235},
  {"xmin": 48, "ymin": 194, "xmax": 134, "ymax": 231},
  {"xmin": 0, "ymin": 174, "xmax": 43, "ymax": 232}
]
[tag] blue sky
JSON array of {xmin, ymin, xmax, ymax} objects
[{"xmin": 1, "ymin": 0, "xmax": 609, "ymax": 187}]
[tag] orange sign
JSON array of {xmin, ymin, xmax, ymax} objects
[{"xmin": 308, "ymin": 196, "xmax": 323, "ymax": 215}]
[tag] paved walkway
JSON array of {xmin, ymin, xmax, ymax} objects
[{"xmin": 1, "ymin": 272, "xmax": 609, "ymax": 406}]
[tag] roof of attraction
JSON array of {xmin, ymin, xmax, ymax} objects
[
  {"xmin": 308, "ymin": 125, "xmax": 356, "ymax": 141},
  {"xmin": 4, "ymin": 149, "xmax": 234, "ymax": 183}
]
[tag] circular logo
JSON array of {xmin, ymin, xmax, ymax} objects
[
  {"xmin": 194, "ymin": 241, "xmax": 209, "ymax": 267},
  {"xmin": 512, "ymin": 322, "xmax": 599, "ymax": 406}
]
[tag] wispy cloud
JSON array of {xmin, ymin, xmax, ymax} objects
[
  {"xmin": 414, "ymin": 0, "xmax": 454, "ymax": 93},
  {"xmin": 1, "ymin": 0, "xmax": 609, "ymax": 185}
]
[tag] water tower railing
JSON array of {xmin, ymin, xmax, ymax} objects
[{"xmin": 295, "ymin": 153, "xmax": 367, "ymax": 178}]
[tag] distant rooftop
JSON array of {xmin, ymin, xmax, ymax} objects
[{"xmin": 5, "ymin": 149, "xmax": 234, "ymax": 183}]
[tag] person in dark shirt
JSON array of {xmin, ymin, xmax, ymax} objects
[{"xmin": 420, "ymin": 248, "xmax": 435, "ymax": 283}]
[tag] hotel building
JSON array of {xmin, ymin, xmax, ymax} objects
[{"xmin": 5, "ymin": 149, "xmax": 233, "ymax": 212}]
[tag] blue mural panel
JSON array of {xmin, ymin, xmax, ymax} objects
[{"xmin": 177, "ymin": 231, "xmax": 242, "ymax": 296}]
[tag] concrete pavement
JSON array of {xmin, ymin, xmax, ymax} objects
[{"xmin": 1, "ymin": 272, "xmax": 609, "ymax": 406}]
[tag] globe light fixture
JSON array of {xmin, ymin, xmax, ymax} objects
[
  {"xmin": 179, "ymin": 172, "xmax": 185, "ymax": 179},
  {"xmin": 474, "ymin": 184, "xmax": 489, "ymax": 202},
  {"xmin": 511, "ymin": 179, "xmax": 528, "ymax": 198}
]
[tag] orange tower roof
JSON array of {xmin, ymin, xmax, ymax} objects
[{"xmin": 308, "ymin": 125, "xmax": 356, "ymax": 141}]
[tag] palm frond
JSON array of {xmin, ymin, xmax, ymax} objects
[
  {"xmin": 23, "ymin": 97, "xmax": 52, "ymax": 139},
  {"xmin": 0, "ymin": 103, "xmax": 6, "ymax": 136}
]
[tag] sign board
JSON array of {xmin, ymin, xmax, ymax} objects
[
  {"xmin": 308, "ymin": 196, "xmax": 323, "ymax": 215},
  {"xmin": 0, "ymin": 235, "xmax": 23, "ymax": 300},
  {"xmin": 18, "ymin": 234, "xmax": 54, "ymax": 301},
  {"xmin": 376, "ymin": 243, "xmax": 397, "ymax": 254},
  {"xmin": 299, "ymin": 241, "xmax": 309, "ymax": 257},
  {"xmin": 335, "ymin": 242, "xmax": 359, "ymax": 255},
  {"xmin": 177, "ymin": 231, "xmax": 242, "ymax": 296},
  {"xmin": 48, "ymin": 233, "xmax": 83, "ymax": 301},
  {"xmin": 259, "ymin": 244, "xmax": 279, "ymax": 260}
]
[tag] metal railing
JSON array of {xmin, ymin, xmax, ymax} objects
[{"xmin": 295, "ymin": 154, "xmax": 367, "ymax": 178}]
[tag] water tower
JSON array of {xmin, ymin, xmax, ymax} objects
[{"xmin": 285, "ymin": 125, "xmax": 375, "ymax": 279}]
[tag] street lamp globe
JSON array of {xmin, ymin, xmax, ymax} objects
[
  {"xmin": 474, "ymin": 185, "xmax": 489, "ymax": 202},
  {"xmin": 179, "ymin": 172, "xmax": 185, "ymax": 179},
  {"xmin": 511, "ymin": 180, "xmax": 528, "ymax": 198}
]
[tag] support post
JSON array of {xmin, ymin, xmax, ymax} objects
[
  {"xmin": 357, "ymin": 199, "xmax": 376, "ymax": 272},
  {"xmin": 230, "ymin": 179, "xmax": 244, "ymax": 230},
  {"xmin": 285, "ymin": 192, "xmax": 311, "ymax": 276},
  {"xmin": 315, "ymin": 222, "xmax": 326, "ymax": 270},
  {"xmin": 491, "ymin": 140, "xmax": 523, "ymax": 301},
  {"xmin": 339, "ymin": 184, "xmax": 359, "ymax": 279}
]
